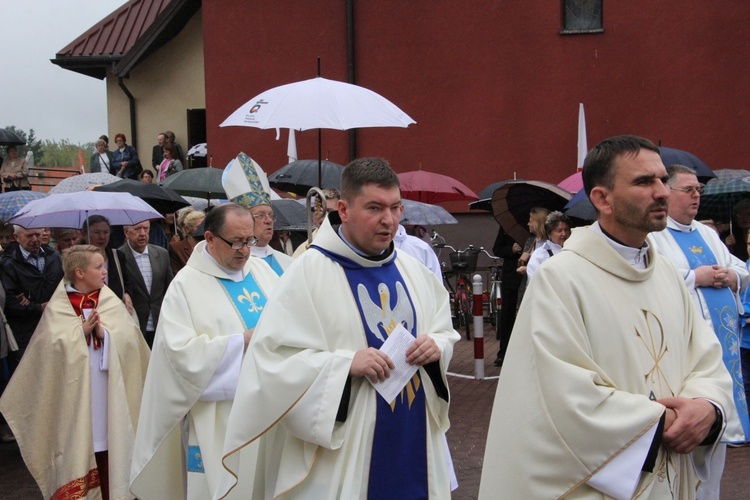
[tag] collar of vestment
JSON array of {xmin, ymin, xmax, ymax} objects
[
  {"xmin": 251, "ymin": 245, "xmax": 268, "ymax": 258},
  {"xmin": 565, "ymin": 223, "xmax": 655, "ymax": 279},
  {"xmin": 666, "ymin": 216, "xmax": 695, "ymax": 233},
  {"xmin": 311, "ymin": 216, "xmax": 396, "ymax": 268},
  {"xmin": 188, "ymin": 240, "xmax": 250, "ymax": 282}
]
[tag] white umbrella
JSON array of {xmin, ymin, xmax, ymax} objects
[
  {"xmin": 220, "ymin": 77, "xmax": 415, "ymax": 131},
  {"xmin": 187, "ymin": 143, "xmax": 208, "ymax": 157},
  {"xmin": 8, "ymin": 191, "xmax": 163, "ymax": 229},
  {"xmin": 400, "ymin": 199, "xmax": 458, "ymax": 226},
  {"xmin": 220, "ymin": 75, "xmax": 415, "ymax": 187},
  {"xmin": 48, "ymin": 172, "xmax": 120, "ymax": 194}
]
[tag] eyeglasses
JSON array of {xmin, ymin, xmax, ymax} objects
[
  {"xmin": 670, "ymin": 185, "xmax": 705, "ymax": 196},
  {"xmin": 253, "ymin": 213, "xmax": 277, "ymax": 222},
  {"xmin": 213, "ymin": 233, "xmax": 257, "ymax": 250}
]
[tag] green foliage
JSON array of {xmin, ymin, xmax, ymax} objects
[{"xmin": 39, "ymin": 139, "xmax": 80, "ymax": 167}]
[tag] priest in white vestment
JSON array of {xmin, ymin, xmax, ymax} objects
[
  {"xmin": 217, "ymin": 158, "xmax": 460, "ymax": 499},
  {"xmin": 480, "ymin": 136, "xmax": 734, "ymax": 499},
  {"xmin": 130, "ymin": 203, "xmax": 278, "ymax": 499}
]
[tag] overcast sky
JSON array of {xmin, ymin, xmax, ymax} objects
[{"xmin": 1, "ymin": 0, "xmax": 126, "ymax": 144}]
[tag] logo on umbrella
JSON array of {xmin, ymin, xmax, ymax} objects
[{"xmin": 250, "ymin": 100, "xmax": 269, "ymax": 113}]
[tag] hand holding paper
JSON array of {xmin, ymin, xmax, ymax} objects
[{"xmin": 369, "ymin": 324, "xmax": 420, "ymax": 404}]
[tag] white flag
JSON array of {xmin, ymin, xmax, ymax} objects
[
  {"xmin": 577, "ymin": 103, "xmax": 588, "ymax": 171},
  {"xmin": 287, "ymin": 129, "xmax": 298, "ymax": 164}
]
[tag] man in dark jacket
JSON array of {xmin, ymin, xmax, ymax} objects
[
  {"xmin": 0, "ymin": 226, "xmax": 64, "ymax": 371},
  {"xmin": 492, "ymin": 226, "xmax": 523, "ymax": 367}
]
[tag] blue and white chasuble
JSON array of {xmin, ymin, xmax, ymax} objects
[
  {"xmin": 669, "ymin": 228, "xmax": 750, "ymax": 441},
  {"xmin": 314, "ymin": 246, "xmax": 429, "ymax": 500},
  {"xmin": 187, "ymin": 271, "xmax": 269, "ymax": 473},
  {"xmin": 260, "ymin": 254, "xmax": 284, "ymax": 276}
]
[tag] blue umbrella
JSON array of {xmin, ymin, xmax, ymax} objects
[
  {"xmin": 659, "ymin": 147, "xmax": 715, "ymax": 183},
  {"xmin": 0, "ymin": 190, "xmax": 46, "ymax": 222},
  {"xmin": 564, "ymin": 189, "xmax": 596, "ymax": 221}
]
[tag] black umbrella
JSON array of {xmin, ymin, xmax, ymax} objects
[
  {"xmin": 0, "ymin": 129, "xmax": 26, "ymax": 146},
  {"xmin": 564, "ymin": 189, "xmax": 597, "ymax": 221},
  {"xmin": 470, "ymin": 179, "xmax": 528, "ymax": 212},
  {"xmin": 491, "ymin": 180, "xmax": 572, "ymax": 245},
  {"xmin": 159, "ymin": 167, "xmax": 226, "ymax": 199},
  {"xmin": 659, "ymin": 147, "xmax": 715, "ymax": 183},
  {"xmin": 268, "ymin": 160, "xmax": 344, "ymax": 194},
  {"xmin": 92, "ymin": 179, "xmax": 190, "ymax": 214},
  {"xmin": 271, "ymin": 199, "xmax": 308, "ymax": 230}
]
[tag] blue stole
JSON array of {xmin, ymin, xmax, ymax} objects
[
  {"xmin": 314, "ymin": 246, "xmax": 429, "ymax": 500},
  {"xmin": 187, "ymin": 270, "xmax": 268, "ymax": 473},
  {"xmin": 669, "ymin": 228, "xmax": 750, "ymax": 441},
  {"xmin": 262, "ymin": 254, "xmax": 284, "ymax": 276}
]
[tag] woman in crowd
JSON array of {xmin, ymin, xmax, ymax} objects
[
  {"xmin": 0, "ymin": 145, "xmax": 30, "ymax": 191},
  {"xmin": 740, "ymin": 229, "xmax": 750, "ymax": 417},
  {"xmin": 157, "ymin": 143, "xmax": 183, "ymax": 181},
  {"xmin": 727, "ymin": 198, "xmax": 750, "ymax": 261},
  {"xmin": 81, "ymin": 215, "xmax": 135, "ymax": 314},
  {"xmin": 525, "ymin": 211, "xmax": 571, "ymax": 281},
  {"xmin": 140, "ymin": 170, "xmax": 154, "ymax": 183},
  {"xmin": 516, "ymin": 206, "xmax": 549, "ymax": 304},
  {"xmin": 111, "ymin": 133, "xmax": 141, "ymax": 179},
  {"xmin": 89, "ymin": 139, "xmax": 114, "ymax": 173},
  {"xmin": 52, "ymin": 228, "xmax": 82, "ymax": 252},
  {"xmin": 169, "ymin": 207, "xmax": 205, "ymax": 275}
]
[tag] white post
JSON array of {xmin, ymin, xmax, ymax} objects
[{"xmin": 472, "ymin": 274, "xmax": 485, "ymax": 380}]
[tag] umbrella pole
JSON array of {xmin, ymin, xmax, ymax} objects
[{"xmin": 318, "ymin": 129, "xmax": 322, "ymax": 188}]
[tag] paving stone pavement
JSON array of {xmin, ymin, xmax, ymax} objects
[{"xmin": 0, "ymin": 322, "xmax": 747, "ymax": 498}]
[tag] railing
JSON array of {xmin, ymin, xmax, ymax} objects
[{"xmin": 27, "ymin": 166, "xmax": 82, "ymax": 192}]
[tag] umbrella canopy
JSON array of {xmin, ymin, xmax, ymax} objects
[
  {"xmin": 400, "ymin": 199, "xmax": 457, "ymax": 226},
  {"xmin": 491, "ymin": 180, "xmax": 573, "ymax": 245},
  {"xmin": 697, "ymin": 168, "xmax": 750, "ymax": 221},
  {"xmin": 659, "ymin": 146, "xmax": 716, "ymax": 183},
  {"xmin": 558, "ymin": 171, "xmax": 583, "ymax": 193},
  {"xmin": 0, "ymin": 129, "xmax": 26, "ymax": 146},
  {"xmin": 271, "ymin": 199, "xmax": 308, "ymax": 231},
  {"xmin": 220, "ymin": 77, "xmax": 415, "ymax": 131},
  {"xmin": 470, "ymin": 179, "xmax": 528, "ymax": 212},
  {"xmin": 48, "ymin": 172, "xmax": 120, "ymax": 194},
  {"xmin": 187, "ymin": 143, "xmax": 208, "ymax": 157},
  {"xmin": 268, "ymin": 159, "xmax": 344, "ymax": 194},
  {"xmin": 398, "ymin": 170, "xmax": 478, "ymax": 204},
  {"xmin": 159, "ymin": 167, "xmax": 226, "ymax": 199},
  {"xmin": 564, "ymin": 189, "xmax": 597, "ymax": 221},
  {"xmin": 92, "ymin": 179, "xmax": 190, "ymax": 215},
  {"xmin": 9, "ymin": 191, "xmax": 163, "ymax": 229},
  {"xmin": 0, "ymin": 190, "xmax": 46, "ymax": 222},
  {"xmin": 182, "ymin": 196, "xmax": 222, "ymax": 212}
]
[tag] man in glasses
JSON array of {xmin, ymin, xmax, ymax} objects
[
  {"xmin": 651, "ymin": 164, "xmax": 750, "ymax": 496},
  {"xmin": 131, "ymin": 202, "xmax": 279, "ymax": 499}
]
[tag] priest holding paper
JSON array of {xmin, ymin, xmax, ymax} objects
[{"xmin": 216, "ymin": 158, "xmax": 460, "ymax": 499}]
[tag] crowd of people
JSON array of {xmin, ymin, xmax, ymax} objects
[
  {"xmin": 87, "ymin": 131, "xmax": 186, "ymax": 182},
  {"xmin": 0, "ymin": 137, "xmax": 747, "ymax": 498}
]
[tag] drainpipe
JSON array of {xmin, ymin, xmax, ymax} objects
[
  {"xmin": 346, "ymin": 0, "xmax": 356, "ymax": 161},
  {"xmin": 118, "ymin": 77, "xmax": 137, "ymax": 148}
]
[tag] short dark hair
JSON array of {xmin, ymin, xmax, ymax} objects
[
  {"xmin": 203, "ymin": 202, "xmax": 251, "ymax": 235},
  {"xmin": 582, "ymin": 135, "xmax": 659, "ymax": 197},
  {"xmin": 666, "ymin": 164, "xmax": 698, "ymax": 185},
  {"xmin": 340, "ymin": 158, "xmax": 400, "ymax": 202},
  {"xmin": 81, "ymin": 215, "xmax": 110, "ymax": 233}
]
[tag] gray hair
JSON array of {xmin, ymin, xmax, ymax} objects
[
  {"xmin": 95, "ymin": 139, "xmax": 107, "ymax": 147},
  {"xmin": 666, "ymin": 164, "xmax": 698, "ymax": 185},
  {"xmin": 544, "ymin": 211, "xmax": 570, "ymax": 234}
]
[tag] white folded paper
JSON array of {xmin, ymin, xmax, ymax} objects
[{"xmin": 370, "ymin": 324, "xmax": 419, "ymax": 404}]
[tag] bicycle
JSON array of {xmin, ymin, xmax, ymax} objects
[
  {"xmin": 478, "ymin": 248, "xmax": 502, "ymax": 328},
  {"xmin": 434, "ymin": 243, "xmax": 480, "ymax": 340}
]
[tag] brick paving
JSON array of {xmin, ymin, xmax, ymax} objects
[{"xmin": 0, "ymin": 321, "xmax": 747, "ymax": 498}]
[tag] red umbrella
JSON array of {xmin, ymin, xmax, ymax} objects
[
  {"xmin": 558, "ymin": 171, "xmax": 583, "ymax": 193},
  {"xmin": 398, "ymin": 170, "xmax": 478, "ymax": 204}
]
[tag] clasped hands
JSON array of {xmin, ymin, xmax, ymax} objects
[
  {"xmin": 350, "ymin": 334, "xmax": 440, "ymax": 383},
  {"xmin": 658, "ymin": 397, "xmax": 717, "ymax": 454},
  {"xmin": 82, "ymin": 309, "xmax": 105, "ymax": 341},
  {"xmin": 694, "ymin": 265, "xmax": 737, "ymax": 290}
]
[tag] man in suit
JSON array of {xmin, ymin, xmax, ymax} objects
[
  {"xmin": 491, "ymin": 226, "xmax": 523, "ymax": 366},
  {"xmin": 151, "ymin": 132, "xmax": 166, "ymax": 170},
  {"xmin": 121, "ymin": 220, "xmax": 174, "ymax": 347}
]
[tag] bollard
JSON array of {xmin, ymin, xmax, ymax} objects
[{"xmin": 472, "ymin": 274, "xmax": 485, "ymax": 380}]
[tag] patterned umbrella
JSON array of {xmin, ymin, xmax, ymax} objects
[
  {"xmin": 187, "ymin": 143, "xmax": 208, "ymax": 157},
  {"xmin": 400, "ymin": 199, "xmax": 458, "ymax": 226},
  {"xmin": 697, "ymin": 168, "xmax": 750, "ymax": 221},
  {"xmin": 48, "ymin": 172, "xmax": 120, "ymax": 194},
  {"xmin": 0, "ymin": 190, "xmax": 46, "ymax": 222}
]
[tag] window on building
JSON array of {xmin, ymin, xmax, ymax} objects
[{"xmin": 560, "ymin": 0, "xmax": 603, "ymax": 34}]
